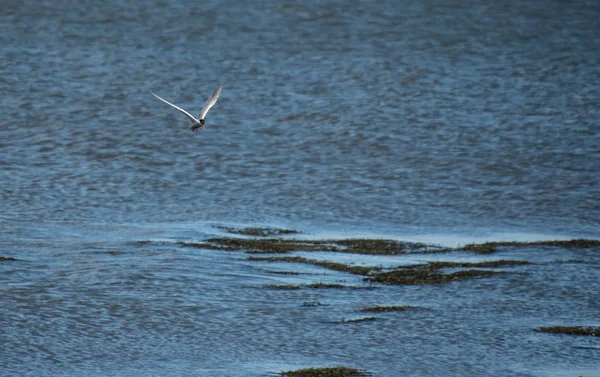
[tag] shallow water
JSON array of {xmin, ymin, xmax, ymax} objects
[
  {"xmin": 1, "ymin": 0, "xmax": 599, "ymax": 376},
  {"xmin": 2, "ymin": 237, "xmax": 600, "ymax": 377}
]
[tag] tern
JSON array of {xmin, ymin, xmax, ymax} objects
[{"xmin": 152, "ymin": 84, "xmax": 222, "ymax": 132}]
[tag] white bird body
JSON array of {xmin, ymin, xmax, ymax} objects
[{"xmin": 152, "ymin": 84, "xmax": 222, "ymax": 132}]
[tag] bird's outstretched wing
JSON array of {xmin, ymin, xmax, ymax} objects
[
  {"xmin": 198, "ymin": 84, "xmax": 222, "ymax": 120},
  {"xmin": 151, "ymin": 92, "xmax": 198, "ymax": 124}
]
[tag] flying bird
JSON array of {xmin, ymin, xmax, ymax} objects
[{"xmin": 152, "ymin": 84, "xmax": 222, "ymax": 132}]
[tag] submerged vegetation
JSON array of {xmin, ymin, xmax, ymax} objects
[
  {"xmin": 537, "ymin": 326, "xmax": 600, "ymax": 336},
  {"xmin": 280, "ymin": 366, "xmax": 371, "ymax": 377}
]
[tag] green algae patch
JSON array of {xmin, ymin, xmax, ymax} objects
[
  {"xmin": 361, "ymin": 305, "xmax": 415, "ymax": 313},
  {"xmin": 537, "ymin": 326, "xmax": 600, "ymax": 336},
  {"xmin": 0, "ymin": 256, "xmax": 19, "ymax": 262},
  {"xmin": 248, "ymin": 256, "xmax": 380, "ymax": 275},
  {"xmin": 280, "ymin": 366, "xmax": 371, "ymax": 377},
  {"xmin": 217, "ymin": 226, "xmax": 299, "ymax": 237},
  {"xmin": 460, "ymin": 239, "xmax": 600, "ymax": 254},
  {"xmin": 365, "ymin": 265, "xmax": 504, "ymax": 285}
]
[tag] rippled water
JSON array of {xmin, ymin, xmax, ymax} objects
[{"xmin": 1, "ymin": 0, "xmax": 599, "ymax": 376}]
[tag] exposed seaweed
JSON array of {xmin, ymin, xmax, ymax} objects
[
  {"xmin": 332, "ymin": 239, "xmax": 436, "ymax": 254},
  {"xmin": 0, "ymin": 256, "xmax": 19, "ymax": 262},
  {"xmin": 266, "ymin": 283, "xmax": 374, "ymax": 290},
  {"xmin": 182, "ymin": 237, "xmax": 440, "ymax": 255},
  {"xmin": 426, "ymin": 260, "xmax": 530, "ymax": 268},
  {"xmin": 183, "ymin": 238, "xmax": 336, "ymax": 253},
  {"xmin": 265, "ymin": 270, "xmax": 301, "ymax": 275},
  {"xmin": 460, "ymin": 239, "xmax": 600, "ymax": 254},
  {"xmin": 217, "ymin": 226, "xmax": 299, "ymax": 237},
  {"xmin": 248, "ymin": 256, "xmax": 380, "ymax": 275},
  {"xmin": 365, "ymin": 265, "xmax": 504, "ymax": 285},
  {"xmin": 280, "ymin": 366, "xmax": 371, "ymax": 377},
  {"xmin": 176, "ymin": 236, "xmax": 599, "ymax": 256},
  {"xmin": 306, "ymin": 282, "xmax": 350, "ymax": 289},
  {"xmin": 361, "ymin": 305, "xmax": 415, "ymax": 313},
  {"xmin": 537, "ymin": 326, "xmax": 600, "ymax": 336},
  {"xmin": 250, "ymin": 256, "xmax": 513, "ymax": 286},
  {"xmin": 249, "ymin": 256, "xmax": 310, "ymax": 263},
  {"xmin": 179, "ymin": 234, "xmax": 599, "ymax": 286},
  {"xmin": 266, "ymin": 284, "xmax": 303, "ymax": 290}
]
